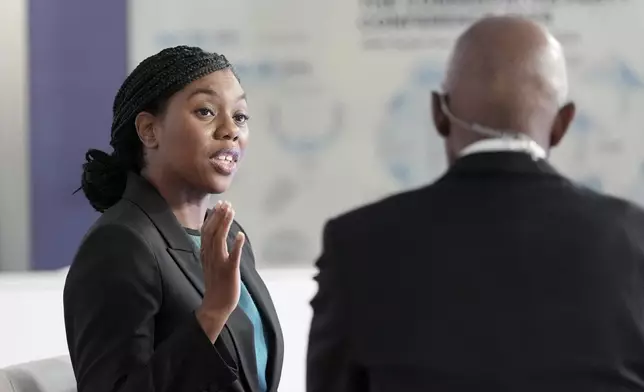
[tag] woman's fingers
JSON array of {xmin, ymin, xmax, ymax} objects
[
  {"xmin": 202, "ymin": 200, "xmax": 223, "ymax": 239},
  {"xmin": 213, "ymin": 202, "xmax": 235, "ymax": 259},
  {"xmin": 201, "ymin": 201, "xmax": 243, "ymax": 265},
  {"xmin": 228, "ymin": 232, "xmax": 245, "ymax": 268}
]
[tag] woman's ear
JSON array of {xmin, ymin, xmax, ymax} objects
[{"xmin": 135, "ymin": 112, "xmax": 159, "ymax": 149}]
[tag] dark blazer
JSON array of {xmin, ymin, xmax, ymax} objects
[
  {"xmin": 307, "ymin": 151, "xmax": 644, "ymax": 392},
  {"xmin": 64, "ymin": 174, "xmax": 283, "ymax": 392}
]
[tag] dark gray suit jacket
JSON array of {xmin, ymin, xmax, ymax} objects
[{"xmin": 64, "ymin": 174, "xmax": 283, "ymax": 392}]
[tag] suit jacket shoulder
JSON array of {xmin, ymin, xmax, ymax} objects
[
  {"xmin": 562, "ymin": 181, "xmax": 644, "ymax": 237},
  {"xmin": 328, "ymin": 185, "xmax": 433, "ymax": 240},
  {"xmin": 81, "ymin": 198, "xmax": 160, "ymax": 245},
  {"xmin": 67, "ymin": 199, "xmax": 163, "ymax": 294}
]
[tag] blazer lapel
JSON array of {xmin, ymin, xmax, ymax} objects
[
  {"xmin": 233, "ymin": 230, "xmax": 284, "ymax": 392},
  {"xmin": 167, "ymin": 249, "xmax": 205, "ymax": 296},
  {"xmin": 225, "ymin": 306, "xmax": 259, "ymax": 392},
  {"xmin": 212, "ymin": 227, "xmax": 256, "ymax": 392},
  {"xmin": 122, "ymin": 173, "xmax": 206, "ymax": 296}
]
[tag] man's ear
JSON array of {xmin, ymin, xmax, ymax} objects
[
  {"xmin": 549, "ymin": 102, "xmax": 575, "ymax": 147},
  {"xmin": 134, "ymin": 111, "xmax": 159, "ymax": 149},
  {"xmin": 432, "ymin": 92, "xmax": 450, "ymax": 138}
]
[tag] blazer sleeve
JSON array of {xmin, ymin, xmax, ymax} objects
[
  {"xmin": 63, "ymin": 224, "xmax": 237, "ymax": 392},
  {"xmin": 307, "ymin": 219, "xmax": 363, "ymax": 392}
]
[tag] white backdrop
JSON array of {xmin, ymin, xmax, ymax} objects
[
  {"xmin": 0, "ymin": 268, "xmax": 315, "ymax": 392},
  {"xmin": 128, "ymin": 0, "xmax": 644, "ymax": 267}
]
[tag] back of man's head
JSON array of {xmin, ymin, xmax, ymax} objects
[{"xmin": 432, "ymin": 15, "xmax": 576, "ymax": 163}]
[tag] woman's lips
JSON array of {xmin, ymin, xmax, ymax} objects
[{"xmin": 209, "ymin": 148, "xmax": 240, "ymax": 175}]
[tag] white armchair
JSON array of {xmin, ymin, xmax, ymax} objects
[{"xmin": 0, "ymin": 356, "xmax": 75, "ymax": 392}]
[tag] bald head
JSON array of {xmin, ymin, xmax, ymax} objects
[{"xmin": 436, "ymin": 15, "xmax": 574, "ymax": 159}]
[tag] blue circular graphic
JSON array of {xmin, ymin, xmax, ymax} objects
[
  {"xmin": 583, "ymin": 59, "xmax": 644, "ymax": 115},
  {"xmin": 569, "ymin": 110, "xmax": 593, "ymax": 135},
  {"xmin": 267, "ymin": 101, "xmax": 344, "ymax": 155},
  {"xmin": 377, "ymin": 64, "xmax": 446, "ymax": 188},
  {"xmin": 579, "ymin": 175, "xmax": 603, "ymax": 192},
  {"xmin": 586, "ymin": 60, "xmax": 644, "ymax": 91}
]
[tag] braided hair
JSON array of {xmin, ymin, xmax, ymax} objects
[{"xmin": 80, "ymin": 46, "xmax": 238, "ymax": 213}]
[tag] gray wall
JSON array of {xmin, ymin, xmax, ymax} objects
[{"xmin": 0, "ymin": 0, "xmax": 29, "ymax": 270}]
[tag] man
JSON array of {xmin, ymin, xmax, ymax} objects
[{"xmin": 307, "ymin": 15, "xmax": 644, "ymax": 392}]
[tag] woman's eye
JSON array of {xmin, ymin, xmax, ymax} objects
[
  {"xmin": 234, "ymin": 113, "xmax": 250, "ymax": 125},
  {"xmin": 196, "ymin": 108, "xmax": 215, "ymax": 117}
]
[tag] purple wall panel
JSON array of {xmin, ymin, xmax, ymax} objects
[{"xmin": 29, "ymin": 0, "xmax": 127, "ymax": 269}]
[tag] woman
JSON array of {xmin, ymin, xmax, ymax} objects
[{"xmin": 63, "ymin": 46, "xmax": 283, "ymax": 392}]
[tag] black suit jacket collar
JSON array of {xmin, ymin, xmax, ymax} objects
[
  {"xmin": 448, "ymin": 151, "xmax": 561, "ymax": 177},
  {"xmin": 122, "ymin": 173, "xmax": 283, "ymax": 392},
  {"xmin": 122, "ymin": 172, "xmax": 195, "ymax": 251}
]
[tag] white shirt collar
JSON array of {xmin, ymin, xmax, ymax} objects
[{"xmin": 459, "ymin": 138, "xmax": 547, "ymax": 161}]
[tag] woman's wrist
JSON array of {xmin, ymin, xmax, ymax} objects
[{"xmin": 195, "ymin": 306, "xmax": 229, "ymax": 343}]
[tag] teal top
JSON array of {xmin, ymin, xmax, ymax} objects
[{"xmin": 186, "ymin": 231, "xmax": 269, "ymax": 392}]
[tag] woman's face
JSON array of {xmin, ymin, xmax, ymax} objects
[{"xmin": 141, "ymin": 69, "xmax": 249, "ymax": 195}]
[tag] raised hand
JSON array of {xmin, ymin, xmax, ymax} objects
[{"xmin": 195, "ymin": 200, "xmax": 245, "ymax": 342}]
